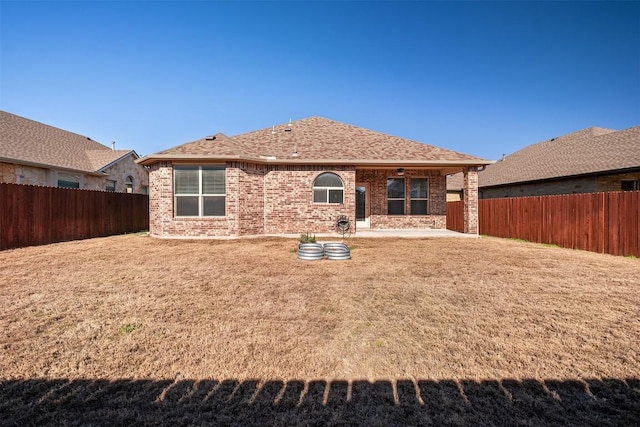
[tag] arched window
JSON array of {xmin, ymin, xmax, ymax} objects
[
  {"xmin": 313, "ymin": 172, "xmax": 344, "ymax": 203},
  {"xmin": 125, "ymin": 176, "xmax": 134, "ymax": 193}
]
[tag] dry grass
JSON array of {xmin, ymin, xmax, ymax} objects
[{"xmin": 1, "ymin": 234, "xmax": 639, "ymax": 425}]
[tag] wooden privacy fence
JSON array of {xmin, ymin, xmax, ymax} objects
[
  {"xmin": 447, "ymin": 191, "xmax": 639, "ymax": 257},
  {"xmin": 0, "ymin": 183, "xmax": 149, "ymax": 250},
  {"xmin": 446, "ymin": 200, "xmax": 465, "ymax": 234}
]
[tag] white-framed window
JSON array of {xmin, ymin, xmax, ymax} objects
[
  {"xmin": 387, "ymin": 178, "xmax": 405, "ymax": 215},
  {"xmin": 313, "ymin": 172, "xmax": 344, "ymax": 203},
  {"xmin": 410, "ymin": 178, "xmax": 428, "ymax": 215},
  {"xmin": 174, "ymin": 165, "xmax": 225, "ymax": 217},
  {"xmin": 125, "ymin": 176, "xmax": 134, "ymax": 193},
  {"xmin": 105, "ymin": 180, "xmax": 116, "ymax": 192},
  {"xmin": 58, "ymin": 172, "xmax": 80, "ymax": 189}
]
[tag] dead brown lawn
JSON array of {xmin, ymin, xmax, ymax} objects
[{"xmin": 1, "ymin": 234, "xmax": 639, "ymax": 424}]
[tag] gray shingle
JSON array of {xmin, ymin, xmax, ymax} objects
[
  {"xmin": 447, "ymin": 125, "xmax": 640, "ymax": 190},
  {"xmin": 0, "ymin": 111, "xmax": 136, "ymax": 173},
  {"xmin": 144, "ymin": 116, "xmax": 490, "ymax": 165}
]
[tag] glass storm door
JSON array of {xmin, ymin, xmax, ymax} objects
[
  {"xmin": 356, "ymin": 184, "xmax": 369, "ymax": 223},
  {"xmin": 356, "ymin": 186, "xmax": 366, "ymax": 220}
]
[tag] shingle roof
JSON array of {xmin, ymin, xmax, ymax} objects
[
  {"xmin": 141, "ymin": 116, "xmax": 491, "ymax": 167},
  {"xmin": 155, "ymin": 133, "xmax": 238, "ymax": 156},
  {"xmin": 0, "ymin": 110, "xmax": 136, "ymax": 174},
  {"xmin": 447, "ymin": 125, "xmax": 640, "ymax": 190}
]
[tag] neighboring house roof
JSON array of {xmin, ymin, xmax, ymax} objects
[
  {"xmin": 0, "ymin": 110, "xmax": 137, "ymax": 175},
  {"xmin": 447, "ymin": 125, "xmax": 640, "ymax": 190},
  {"xmin": 138, "ymin": 116, "xmax": 491, "ymax": 169}
]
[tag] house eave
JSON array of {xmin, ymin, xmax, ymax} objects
[
  {"xmin": 97, "ymin": 150, "xmax": 138, "ymax": 172},
  {"xmin": 136, "ymin": 154, "xmax": 494, "ymax": 169},
  {"xmin": 479, "ymin": 166, "xmax": 640, "ymax": 190},
  {"xmin": 0, "ymin": 157, "xmax": 107, "ymax": 177}
]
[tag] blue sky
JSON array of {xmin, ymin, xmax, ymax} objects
[{"xmin": 1, "ymin": 1, "xmax": 638, "ymax": 160}]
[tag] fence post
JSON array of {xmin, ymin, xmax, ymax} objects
[
  {"xmin": 448, "ymin": 191, "xmax": 639, "ymax": 257},
  {"xmin": 0, "ymin": 184, "xmax": 149, "ymax": 250}
]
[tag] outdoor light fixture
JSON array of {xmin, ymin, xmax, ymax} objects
[{"xmin": 397, "ymin": 168, "xmax": 405, "ymax": 176}]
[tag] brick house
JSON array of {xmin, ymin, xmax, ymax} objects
[
  {"xmin": 137, "ymin": 117, "xmax": 491, "ymax": 237},
  {"xmin": 447, "ymin": 125, "xmax": 640, "ymax": 200},
  {"xmin": 0, "ymin": 111, "xmax": 149, "ymax": 193}
]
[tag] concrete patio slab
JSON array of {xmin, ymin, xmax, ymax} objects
[
  {"xmin": 258, "ymin": 229, "xmax": 478, "ymax": 239},
  {"xmin": 152, "ymin": 229, "xmax": 477, "ymax": 240},
  {"xmin": 350, "ymin": 228, "xmax": 478, "ymax": 238}
]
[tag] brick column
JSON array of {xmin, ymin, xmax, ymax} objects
[
  {"xmin": 148, "ymin": 162, "xmax": 173, "ymax": 237},
  {"xmin": 463, "ymin": 167, "xmax": 479, "ymax": 234}
]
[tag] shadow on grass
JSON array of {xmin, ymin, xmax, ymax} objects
[{"xmin": 1, "ymin": 377, "xmax": 638, "ymax": 426}]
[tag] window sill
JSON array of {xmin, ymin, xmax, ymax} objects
[
  {"xmin": 173, "ymin": 216, "xmax": 227, "ymax": 220},
  {"xmin": 386, "ymin": 214, "xmax": 430, "ymax": 216}
]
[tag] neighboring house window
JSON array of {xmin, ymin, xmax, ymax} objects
[
  {"xmin": 125, "ymin": 176, "xmax": 134, "ymax": 193},
  {"xmin": 174, "ymin": 166, "xmax": 225, "ymax": 217},
  {"xmin": 410, "ymin": 178, "xmax": 428, "ymax": 215},
  {"xmin": 105, "ymin": 180, "xmax": 116, "ymax": 192},
  {"xmin": 57, "ymin": 173, "xmax": 80, "ymax": 189},
  {"xmin": 621, "ymin": 180, "xmax": 639, "ymax": 191},
  {"xmin": 313, "ymin": 172, "xmax": 344, "ymax": 203},
  {"xmin": 387, "ymin": 178, "xmax": 405, "ymax": 215},
  {"xmin": 140, "ymin": 185, "xmax": 149, "ymax": 195}
]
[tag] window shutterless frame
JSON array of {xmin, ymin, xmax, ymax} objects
[
  {"xmin": 410, "ymin": 177, "xmax": 428, "ymax": 215},
  {"xmin": 387, "ymin": 177, "xmax": 405, "ymax": 215},
  {"xmin": 57, "ymin": 172, "xmax": 80, "ymax": 189},
  {"xmin": 313, "ymin": 172, "xmax": 344, "ymax": 204},
  {"xmin": 174, "ymin": 165, "xmax": 225, "ymax": 217},
  {"xmin": 125, "ymin": 176, "xmax": 134, "ymax": 193},
  {"xmin": 105, "ymin": 180, "xmax": 116, "ymax": 192}
]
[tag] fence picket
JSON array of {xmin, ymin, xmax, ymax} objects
[
  {"xmin": 0, "ymin": 183, "xmax": 149, "ymax": 250},
  {"xmin": 447, "ymin": 191, "xmax": 639, "ymax": 257}
]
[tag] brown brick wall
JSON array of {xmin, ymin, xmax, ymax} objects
[
  {"xmin": 356, "ymin": 169, "xmax": 447, "ymax": 229},
  {"xmin": 595, "ymin": 171, "xmax": 640, "ymax": 192},
  {"xmin": 149, "ymin": 162, "xmax": 236, "ymax": 237},
  {"xmin": 234, "ymin": 162, "xmax": 266, "ymax": 235},
  {"xmin": 463, "ymin": 168, "xmax": 479, "ymax": 234},
  {"xmin": 263, "ymin": 165, "xmax": 356, "ymax": 234},
  {"xmin": 149, "ymin": 162, "xmax": 357, "ymax": 237},
  {"xmin": 149, "ymin": 163, "xmax": 453, "ymax": 238}
]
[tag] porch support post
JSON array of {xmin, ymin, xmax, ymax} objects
[{"xmin": 463, "ymin": 167, "xmax": 479, "ymax": 234}]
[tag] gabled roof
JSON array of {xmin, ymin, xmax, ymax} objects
[
  {"xmin": 0, "ymin": 111, "xmax": 137, "ymax": 175},
  {"xmin": 447, "ymin": 125, "xmax": 640, "ymax": 190},
  {"xmin": 139, "ymin": 116, "xmax": 491, "ymax": 169}
]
